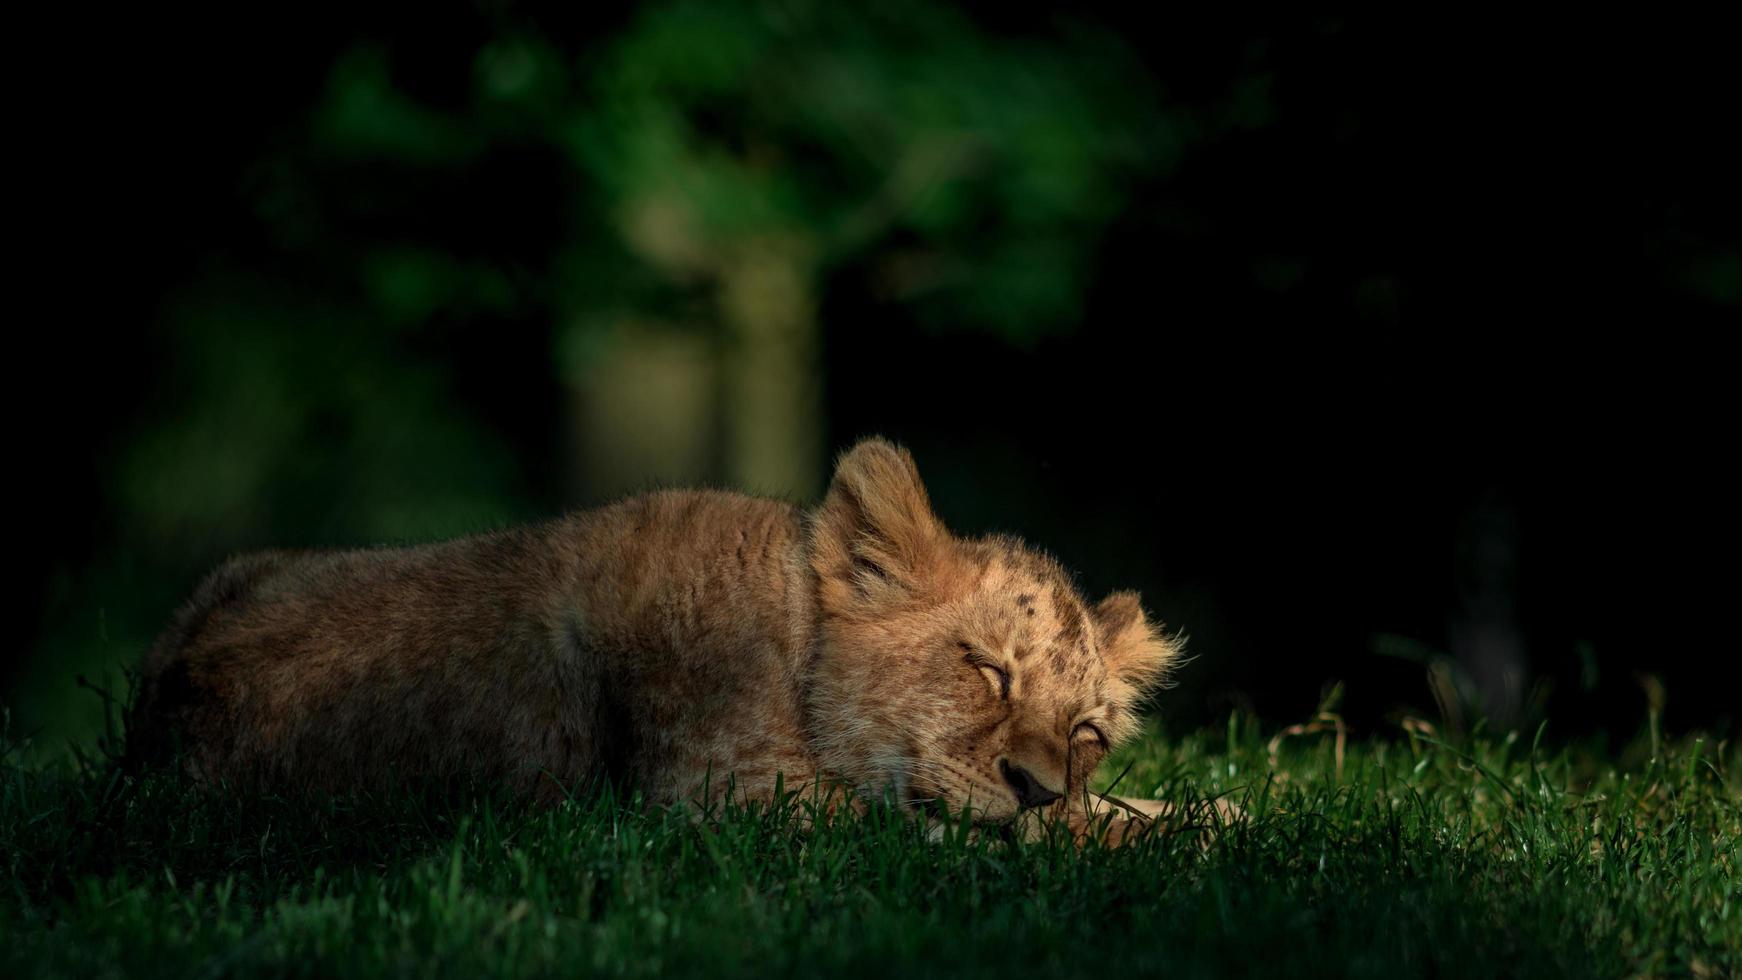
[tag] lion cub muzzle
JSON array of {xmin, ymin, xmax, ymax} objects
[{"xmin": 998, "ymin": 758, "xmax": 1063, "ymax": 809}]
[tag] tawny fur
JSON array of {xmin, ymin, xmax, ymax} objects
[{"xmin": 130, "ymin": 439, "xmax": 1182, "ymax": 832}]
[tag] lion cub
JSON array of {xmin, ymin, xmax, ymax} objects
[{"xmin": 129, "ymin": 439, "xmax": 1181, "ymax": 835}]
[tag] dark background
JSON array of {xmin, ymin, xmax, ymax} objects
[{"xmin": 13, "ymin": 3, "xmax": 1738, "ymax": 749}]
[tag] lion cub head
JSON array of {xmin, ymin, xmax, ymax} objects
[{"xmin": 805, "ymin": 438, "xmax": 1180, "ymax": 824}]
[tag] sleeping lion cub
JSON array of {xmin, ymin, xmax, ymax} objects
[{"xmin": 129, "ymin": 439, "xmax": 1185, "ymax": 840}]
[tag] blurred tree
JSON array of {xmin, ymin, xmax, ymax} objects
[{"xmin": 550, "ymin": 0, "xmax": 1171, "ymax": 496}]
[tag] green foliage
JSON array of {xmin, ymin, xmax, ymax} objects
[
  {"xmin": 570, "ymin": 0, "xmax": 1166, "ymax": 338},
  {"xmin": 121, "ymin": 283, "xmax": 526, "ymax": 551},
  {"xmin": 4, "ymin": 719, "xmax": 1736, "ymax": 978}
]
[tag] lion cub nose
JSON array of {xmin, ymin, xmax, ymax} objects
[{"xmin": 999, "ymin": 759, "xmax": 1063, "ymax": 808}]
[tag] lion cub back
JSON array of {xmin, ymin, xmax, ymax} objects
[{"xmin": 127, "ymin": 491, "xmax": 818, "ymax": 802}]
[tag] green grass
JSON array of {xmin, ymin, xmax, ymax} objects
[{"xmin": 3, "ymin": 717, "xmax": 1737, "ymax": 979}]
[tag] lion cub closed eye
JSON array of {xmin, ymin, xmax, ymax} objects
[{"xmin": 129, "ymin": 438, "xmax": 1184, "ymax": 836}]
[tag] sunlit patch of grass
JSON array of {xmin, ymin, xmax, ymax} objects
[{"xmin": 2, "ymin": 715, "xmax": 1736, "ymax": 979}]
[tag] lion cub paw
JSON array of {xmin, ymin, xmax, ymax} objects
[{"xmin": 1061, "ymin": 794, "xmax": 1246, "ymax": 848}]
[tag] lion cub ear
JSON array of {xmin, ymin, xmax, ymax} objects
[
  {"xmin": 1093, "ymin": 591, "xmax": 1181, "ymax": 692},
  {"xmin": 810, "ymin": 438, "xmax": 948, "ymax": 601}
]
